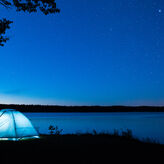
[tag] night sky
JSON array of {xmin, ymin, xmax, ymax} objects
[{"xmin": 0, "ymin": 0, "xmax": 164, "ymax": 106}]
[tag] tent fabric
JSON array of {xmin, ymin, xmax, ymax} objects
[{"xmin": 0, "ymin": 109, "xmax": 39, "ymax": 140}]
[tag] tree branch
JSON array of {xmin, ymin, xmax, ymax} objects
[
  {"xmin": 0, "ymin": 0, "xmax": 60, "ymax": 46},
  {"xmin": 0, "ymin": 18, "xmax": 13, "ymax": 46}
]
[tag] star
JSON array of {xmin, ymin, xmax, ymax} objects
[{"xmin": 158, "ymin": 9, "xmax": 162, "ymax": 13}]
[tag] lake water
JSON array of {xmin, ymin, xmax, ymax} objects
[{"xmin": 24, "ymin": 112, "xmax": 164, "ymax": 144}]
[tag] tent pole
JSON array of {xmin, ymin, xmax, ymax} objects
[
  {"xmin": 11, "ymin": 111, "xmax": 18, "ymax": 140},
  {"xmin": 0, "ymin": 111, "xmax": 6, "ymax": 117}
]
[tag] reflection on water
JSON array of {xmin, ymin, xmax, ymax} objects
[{"xmin": 24, "ymin": 112, "xmax": 164, "ymax": 144}]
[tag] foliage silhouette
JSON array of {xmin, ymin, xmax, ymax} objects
[
  {"xmin": 0, "ymin": 18, "xmax": 13, "ymax": 46},
  {"xmin": 0, "ymin": 0, "xmax": 60, "ymax": 46},
  {"xmin": 121, "ymin": 129, "xmax": 133, "ymax": 139},
  {"xmin": 48, "ymin": 125, "xmax": 56, "ymax": 135},
  {"xmin": 0, "ymin": 133, "xmax": 163, "ymax": 164},
  {"xmin": 0, "ymin": 104, "xmax": 164, "ymax": 112},
  {"xmin": 48, "ymin": 125, "xmax": 63, "ymax": 135}
]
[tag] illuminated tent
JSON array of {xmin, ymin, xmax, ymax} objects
[{"xmin": 0, "ymin": 109, "xmax": 39, "ymax": 140}]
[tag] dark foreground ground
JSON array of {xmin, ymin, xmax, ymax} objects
[{"xmin": 0, "ymin": 134, "xmax": 164, "ymax": 164}]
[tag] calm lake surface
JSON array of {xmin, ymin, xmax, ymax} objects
[{"xmin": 24, "ymin": 112, "xmax": 164, "ymax": 144}]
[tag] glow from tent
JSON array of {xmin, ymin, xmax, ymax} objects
[{"xmin": 0, "ymin": 109, "xmax": 39, "ymax": 140}]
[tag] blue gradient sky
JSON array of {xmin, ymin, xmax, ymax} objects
[{"xmin": 0, "ymin": 0, "xmax": 164, "ymax": 105}]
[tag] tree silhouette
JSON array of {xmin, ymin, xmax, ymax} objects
[
  {"xmin": 0, "ymin": 18, "xmax": 13, "ymax": 46},
  {"xmin": 0, "ymin": 0, "xmax": 60, "ymax": 46}
]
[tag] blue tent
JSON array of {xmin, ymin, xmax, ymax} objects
[{"xmin": 0, "ymin": 109, "xmax": 39, "ymax": 140}]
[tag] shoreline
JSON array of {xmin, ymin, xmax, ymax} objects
[{"xmin": 0, "ymin": 104, "xmax": 164, "ymax": 112}]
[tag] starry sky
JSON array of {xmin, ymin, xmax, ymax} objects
[{"xmin": 0, "ymin": 0, "xmax": 164, "ymax": 106}]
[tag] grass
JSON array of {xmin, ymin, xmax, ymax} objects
[{"xmin": 0, "ymin": 130, "xmax": 163, "ymax": 163}]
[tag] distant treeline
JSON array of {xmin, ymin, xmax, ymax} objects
[{"xmin": 0, "ymin": 104, "xmax": 164, "ymax": 112}]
